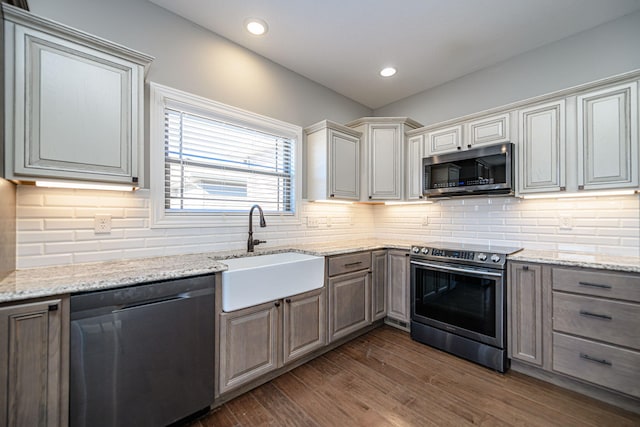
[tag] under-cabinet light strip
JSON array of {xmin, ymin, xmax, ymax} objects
[
  {"xmin": 522, "ymin": 189, "xmax": 637, "ymax": 199},
  {"xmin": 35, "ymin": 180, "xmax": 137, "ymax": 192}
]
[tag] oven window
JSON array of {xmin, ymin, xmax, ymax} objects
[{"xmin": 413, "ymin": 266, "xmax": 496, "ymax": 337}]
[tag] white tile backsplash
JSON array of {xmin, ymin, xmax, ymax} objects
[{"xmin": 13, "ymin": 186, "xmax": 640, "ymax": 268}]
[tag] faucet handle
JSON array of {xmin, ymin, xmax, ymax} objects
[{"xmin": 253, "ymin": 239, "xmax": 267, "ymax": 246}]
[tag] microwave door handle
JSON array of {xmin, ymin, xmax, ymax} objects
[{"xmin": 410, "ymin": 260, "xmax": 504, "ymax": 278}]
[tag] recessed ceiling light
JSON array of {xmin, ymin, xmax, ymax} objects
[
  {"xmin": 380, "ymin": 67, "xmax": 397, "ymax": 77},
  {"xmin": 245, "ymin": 18, "xmax": 268, "ymax": 36}
]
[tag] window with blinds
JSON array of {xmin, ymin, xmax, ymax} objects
[{"xmin": 162, "ymin": 107, "xmax": 295, "ymax": 215}]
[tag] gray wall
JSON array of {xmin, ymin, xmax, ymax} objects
[
  {"xmin": 375, "ymin": 10, "xmax": 640, "ymax": 125},
  {"xmin": 0, "ymin": 179, "xmax": 15, "ymax": 278},
  {"xmin": 27, "ymin": 0, "xmax": 371, "ymax": 128}
]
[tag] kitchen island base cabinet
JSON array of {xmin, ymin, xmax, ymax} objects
[
  {"xmin": 0, "ymin": 296, "xmax": 69, "ymax": 427},
  {"xmin": 219, "ymin": 287, "xmax": 326, "ymax": 395}
]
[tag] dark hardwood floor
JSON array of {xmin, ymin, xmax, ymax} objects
[{"xmin": 190, "ymin": 326, "xmax": 640, "ymax": 426}]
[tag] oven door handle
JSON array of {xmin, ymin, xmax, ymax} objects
[{"xmin": 410, "ymin": 260, "xmax": 504, "ymax": 277}]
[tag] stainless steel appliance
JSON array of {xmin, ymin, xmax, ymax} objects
[
  {"xmin": 410, "ymin": 243, "xmax": 521, "ymax": 372},
  {"xmin": 69, "ymin": 275, "xmax": 215, "ymax": 427},
  {"xmin": 423, "ymin": 143, "xmax": 514, "ymax": 198}
]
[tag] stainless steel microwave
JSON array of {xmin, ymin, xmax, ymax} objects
[{"xmin": 422, "ymin": 143, "xmax": 514, "ymax": 198}]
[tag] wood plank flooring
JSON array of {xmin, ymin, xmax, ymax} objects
[{"xmin": 189, "ymin": 326, "xmax": 640, "ymax": 426}]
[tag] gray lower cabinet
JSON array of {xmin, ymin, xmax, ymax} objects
[
  {"xmin": 508, "ymin": 262, "xmax": 548, "ymax": 367},
  {"xmin": 386, "ymin": 250, "xmax": 409, "ymax": 324},
  {"xmin": 371, "ymin": 250, "xmax": 388, "ymax": 321},
  {"xmin": 327, "ymin": 251, "xmax": 372, "ymax": 342},
  {"xmin": 219, "ymin": 287, "xmax": 326, "ymax": 394},
  {"xmin": 282, "ymin": 288, "xmax": 326, "ymax": 364},
  {"xmin": 508, "ymin": 261, "xmax": 640, "ymax": 404},
  {"xmin": 0, "ymin": 296, "xmax": 69, "ymax": 427}
]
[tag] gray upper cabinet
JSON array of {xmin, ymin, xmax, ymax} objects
[
  {"xmin": 517, "ymin": 100, "xmax": 566, "ymax": 195},
  {"xmin": 346, "ymin": 117, "xmax": 421, "ymax": 201},
  {"xmin": 406, "ymin": 134, "xmax": 425, "ymax": 200},
  {"xmin": 2, "ymin": 5, "xmax": 152, "ymax": 185},
  {"xmin": 305, "ymin": 120, "xmax": 361, "ymax": 201},
  {"xmin": 576, "ymin": 82, "xmax": 638, "ymax": 191},
  {"xmin": 425, "ymin": 112, "xmax": 510, "ymax": 156}
]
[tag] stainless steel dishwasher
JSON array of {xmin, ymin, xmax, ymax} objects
[{"xmin": 69, "ymin": 275, "xmax": 215, "ymax": 427}]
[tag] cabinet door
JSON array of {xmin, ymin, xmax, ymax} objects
[
  {"xmin": 282, "ymin": 288, "xmax": 326, "ymax": 365},
  {"xmin": 426, "ymin": 125, "xmax": 463, "ymax": 155},
  {"xmin": 387, "ymin": 250, "xmax": 409, "ymax": 323},
  {"xmin": 467, "ymin": 113, "xmax": 510, "ymax": 148},
  {"xmin": 0, "ymin": 298, "xmax": 65, "ymax": 427},
  {"xmin": 577, "ymin": 82, "xmax": 638, "ymax": 190},
  {"xmin": 328, "ymin": 270, "xmax": 370, "ymax": 342},
  {"xmin": 508, "ymin": 263, "xmax": 544, "ymax": 366},
  {"xmin": 518, "ymin": 100, "xmax": 566, "ymax": 194},
  {"xmin": 406, "ymin": 134, "xmax": 425, "ymax": 200},
  {"xmin": 219, "ymin": 301, "xmax": 279, "ymax": 394},
  {"xmin": 328, "ymin": 129, "xmax": 360, "ymax": 200},
  {"xmin": 371, "ymin": 250, "xmax": 388, "ymax": 321},
  {"xmin": 368, "ymin": 124, "xmax": 402, "ymax": 200},
  {"xmin": 8, "ymin": 24, "xmax": 143, "ymax": 184}
]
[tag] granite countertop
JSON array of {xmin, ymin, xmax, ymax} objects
[
  {"xmin": 2, "ymin": 239, "xmax": 638, "ymax": 304},
  {"xmin": 509, "ymin": 249, "xmax": 640, "ymax": 273},
  {"xmin": 0, "ymin": 240, "xmax": 414, "ymax": 303}
]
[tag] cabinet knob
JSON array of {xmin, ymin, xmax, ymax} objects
[
  {"xmin": 457, "ymin": 146, "xmax": 462, "ymax": 150},
  {"xmin": 368, "ymin": 196, "xmax": 372, "ymax": 199},
  {"xmin": 467, "ymin": 144, "xmax": 471, "ymax": 148},
  {"xmin": 132, "ymin": 177, "xmax": 139, "ymax": 184},
  {"xmin": 274, "ymin": 301, "xmax": 281, "ymax": 307},
  {"xmin": 522, "ymin": 266, "xmax": 529, "ymax": 271},
  {"xmin": 329, "ymin": 194, "xmax": 335, "ymax": 198},
  {"xmin": 419, "ymin": 195, "xmax": 423, "ymax": 199}
]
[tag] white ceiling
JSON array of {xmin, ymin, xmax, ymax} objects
[{"xmin": 149, "ymin": 0, "xmax": 640, "ymax": 109}]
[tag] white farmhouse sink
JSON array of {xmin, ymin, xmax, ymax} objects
[{"xmin": 221, "ymin": 252, "xmax": 325, "ymax": 312}]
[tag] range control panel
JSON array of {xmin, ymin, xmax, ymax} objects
[{"xmin": 411, "ymin": 246, "xmax": 506, "ymax": 267}]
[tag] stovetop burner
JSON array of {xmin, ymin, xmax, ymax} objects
[{"xmin": 410, "ymin": 242, "xmax": 522, "ymax": 269}]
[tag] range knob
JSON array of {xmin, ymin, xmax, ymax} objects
[
  {"xmin": 421, "ymin": 247, "xmax": 429, "ymax": 255},
  {"xmin": 477, "ymin": 253, "xmax": 487, "ymax": 261},
  {"xmin": 412, "ymin": 246, "xmax": 420, "ymax": 254},
  {"xmin": 491, "ymin": 254, "xmax": 501, "ymax": 263}
]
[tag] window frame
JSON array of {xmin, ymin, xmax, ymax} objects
[{"xmin": 149, "ymin": 82, "xmax": 303, "ymax": 228}]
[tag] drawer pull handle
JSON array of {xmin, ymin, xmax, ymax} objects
[
  {"xmin": 344, "ymin": 261, "xmax": 363, "ymax": 267},
  {"xmin": 578, "ymin": 281, "xmax": 612, "ymax": 290},
  {"xmin": 580, "ymin": 353, "xmax": 612, "ymax": 366},
  {"xmin": 579, "ymin": 310, "xmax": 612, "ymax": 321}
]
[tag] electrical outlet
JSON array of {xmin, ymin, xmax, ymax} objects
[
  {"xmin": 559, "ymin": 215, "xmax": 572, "ymax": 230},
  {"xmin": 95, "ymin": 214, "xmax": 112, "ymax": 234},
  {"xmin": 326, "ymin": 216, "xmax": 332, "ymax": 227},
  {"xmin": 307, "ymin": 216, "xmax": 319, "ymax": 228},
  {"xmin": 422, "ymin": 216, "xmax": 429, "ymax": 226}
]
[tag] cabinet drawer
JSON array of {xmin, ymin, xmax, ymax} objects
[
  {"xmin": 552, "ymin": 267, "xmax": 640, "ymax": 302},
  {"xmin": 553, "ymin": 332, "xmax": 640, "ymax": 398},
  {"xmin": 328, "ymin": 252, "xmax": 371, "ymax": 276},
  {"xmin": 553, "ymin": 292, "xmax": 640, "ymax": 350}
]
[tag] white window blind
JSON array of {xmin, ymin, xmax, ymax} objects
[{"xmin": 164, "ymin": 108, "xmax": 295, "ymax": 214}]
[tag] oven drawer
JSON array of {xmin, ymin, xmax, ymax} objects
[
  {"xmin": 553, "ymin": 332, "xmax": 640, "ymax": 398},
  {"xmin": 552, "ymin": 267, "xmax": 640, "ymax": 302},
  {"xmin": 553, "ymin": 293, "xmax": 640, "ymax": 350},
  {"xmin": 328, "ymin": 252, "xmax": 371, "ymax": 276}
]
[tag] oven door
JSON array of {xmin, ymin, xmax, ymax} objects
[{"xmin": 410, "ymin": 259, "xmax": 505, "ymax": 348}]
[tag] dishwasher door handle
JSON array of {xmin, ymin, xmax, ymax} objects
[{"xmin": 113, "ymin": 295, "xmax": 188, "ymax": 312}]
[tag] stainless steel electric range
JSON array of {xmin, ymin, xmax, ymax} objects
[{"xmin": 410, "ymin": 243, "xmax": 522, "ymax": 372}]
